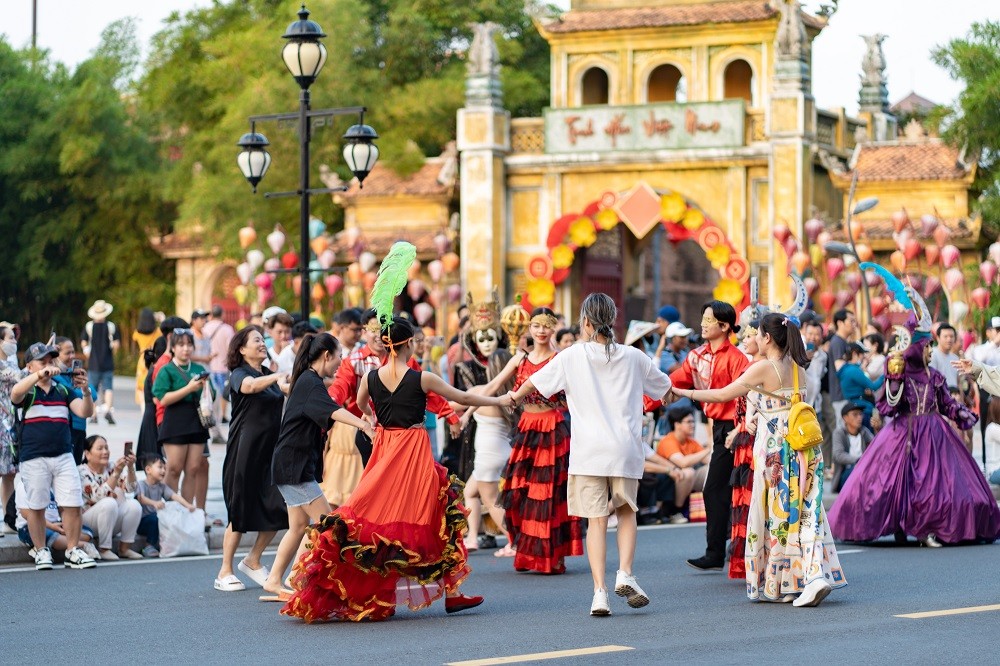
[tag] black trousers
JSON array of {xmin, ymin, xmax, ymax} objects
[
  {"xmin": 355, "ymin": 430, "xmax": 373, "ymax": 467},
  {"xmin": 703, "ymin": 421, "xmax": 736, "ymax": 562}
]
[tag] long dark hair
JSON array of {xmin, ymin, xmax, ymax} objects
[
  {"xmin": 144, "ymin": 336, "xmax": 168, "ymax": 369},
  {"xmin": 759, "ymin": 312, "xmax": 809, "ymax": 367},
  {"xmin": 290, "ymin": 332, "xmax": 340, "ymax": 391},
  {"xmin": 226, "ymin": 325, "xmax": 263, "ymax": 371},
  {"xmin": 137, "ymin": 308, "xmax": 157, "ymax": 335}
]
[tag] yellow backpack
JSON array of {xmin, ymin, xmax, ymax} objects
[{"xmin": 785, "ymin": 366, "xmax": 822, "ymax": 451}]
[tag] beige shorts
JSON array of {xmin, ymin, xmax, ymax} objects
[{"xmin": 567, "ymin": 475, "xmax": 639, "ymax": 518}]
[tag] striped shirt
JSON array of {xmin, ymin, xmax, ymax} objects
[{"xmin": 14, "ymin": 383, "xmax": 73, "ymax": 462}]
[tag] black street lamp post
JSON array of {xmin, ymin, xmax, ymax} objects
[
  {"xmin": 237, "ymin": 5, "xmax": 379, "ymax": 319},
  {"xmin": 824, "ymin": 172, "xmax": 879, "ymax": 322}
]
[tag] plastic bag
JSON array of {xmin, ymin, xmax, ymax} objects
[
  {"xmin": 198, "ymin": 383, "xmax": 216, "ymax": 429},
  {"xmin": 158, "ymin": 503, "xmax": 209, "ymax": 558}
]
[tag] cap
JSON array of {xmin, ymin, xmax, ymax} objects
[
  {"xmin": 624, "ymin": 321, "xmax": 659, "ymax": 346},
  {"xmin": 656, "ymin": 305, "xmax": 680, "ymax": 323},
  {"xmin": 665, "ymin": 322, "xmax": 693, "ymax": 339},
  {"xmin": 992, "ymin": 316, "xmax": 1000, "ymax": 330},
  {"xmin": 841, "ymin": 401, "xmax": 865, "ymax": 417},
  {"xmin": 25, "ymin": 342, "xmax": 58, "ymax": 363},
  {"xmin": 191, "ymin": 309, "xmax": 209, "ymax": 320},
  {"xmin": 261, "ymin": 306, "xmax": 287, "ymax": 324}
]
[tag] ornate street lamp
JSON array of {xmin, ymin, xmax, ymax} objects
[
  {"xmin": 236, "ymin": 127, "xmax": 271, "ymax": 193},
  {"xmin": 825, "ymin": 176, "xmax": 879, "ymax": 321},
  {"xmin": 236, "ymin": 4, "xmax": 380, "ymax": 319}
]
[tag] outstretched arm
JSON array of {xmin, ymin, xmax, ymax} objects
[
  {"xmin": 672, "ymin": 360, "xmax": 771, "ymax": 404},
  {"xmin": 421, "ymin": 371, "xmax": 512, "ymax": 408},
  {"xmin": 956, "ymin": 358, "xmax": 1000, "ymax": 398}
]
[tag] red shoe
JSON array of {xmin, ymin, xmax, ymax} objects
[{"xmin": 445, "ymin": 593, "xmax": 484, "ymax": 614}]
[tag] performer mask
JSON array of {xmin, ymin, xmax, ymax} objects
[{"xmin": 475, "ymin": 328, "xmax": 499, "ymax": 357}]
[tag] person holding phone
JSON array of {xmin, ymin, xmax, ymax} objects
[
  {"xmin": 53, "ymin": 337, "xmax": 97, "ymax": 464},
  {"xmin": 152, "ymin": 329, "xmax": 214, "ymax": 508},
  {"xmin": 78, "ymin": 435, "xmax": 142, "ymax": 559}
]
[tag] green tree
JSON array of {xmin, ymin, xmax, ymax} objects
[{"xmin": 932, "ymin": 21, "xmax": 1000, "ymax": 236}]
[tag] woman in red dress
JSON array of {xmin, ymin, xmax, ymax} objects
[
  {"xmin": 282, "ymin": 317, "xmax": 512, "ymax": 622},
  {"xmin": 484, "ymin": 308, "xmax": 584, "ymax": 574}
]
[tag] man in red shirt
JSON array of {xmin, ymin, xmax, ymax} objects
[
  {"xmin": 328, "ymin": 310, "xmax": 459, "ymax": 466},
  {"xmin": 670, "ymin": 300, "xmax": 750, "ymax": 571}
]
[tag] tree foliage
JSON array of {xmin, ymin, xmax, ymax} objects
[{"xmin": 932, "ymin": 21, "xmax": 1000, "ymax": 235}]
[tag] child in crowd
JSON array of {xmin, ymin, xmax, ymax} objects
[{"xmin": 136, "ymin": 455, "xmax": 197, "ymax": 557}]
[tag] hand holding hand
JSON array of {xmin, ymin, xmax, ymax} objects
[
  {"xmin": 497, "ymin": 393, "xmax": 514, "ymax": 409},
  {"xmin": 459, "ymin": 411, "xmax": 473, "ymax": 430},
  {"xmin": 448, "ymin": 421, "xmax": 462, "ymax": 439},
  {"xmin": 506, "ymin": 390, "xmax": 519, "ymax": 407}
]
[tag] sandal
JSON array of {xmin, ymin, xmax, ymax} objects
[
  {"xmin": 493, "ymin": 544, "xmax": 516, "ymax": 558},
  {"xmin": 214, "ymin": 575, "xmax": 246, "ymax": 592},
  {"xmin": 463, "ymin": 539, "xmax": 479, "ymax": 553}
]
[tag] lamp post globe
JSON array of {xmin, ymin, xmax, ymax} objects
[
  {"xmin": 282, "ymin": 5, "xmax": 327, "ymax": 89},
  {"xmin": 342, "ymin": 122, "xmax": 380, "ymax": 186},
  {"xmin": 236, "ymin": 131, "xmax": 271, "ymax": 193}
]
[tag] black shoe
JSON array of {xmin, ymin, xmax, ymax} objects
[
  {"xmin": 221, "ymin": 417, "xmax": 229, "ymax": 424},
  {"xmin": 105, "ymin": 413, "xmax": 116, "ymax": 425},
  {"xmin": 477, "ymin": 534, "xmax": 498, "ymax": 549},
  {"xmin": 686, "ymin": 556, "xmax": 724, "ymax": 571}
]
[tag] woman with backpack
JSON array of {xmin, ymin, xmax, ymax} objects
[{"xmin": 672, "ymin": 312, "xmax": 846, "ymax": 607}]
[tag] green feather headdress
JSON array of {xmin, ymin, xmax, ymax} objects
[{"xmin": 369, "ymin": 241, "xmax": 416, "ymax": 329}]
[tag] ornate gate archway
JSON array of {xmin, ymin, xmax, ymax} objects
[{"xmin": 522, "ymin": 183, "xmax": 751, "ymax": 313}]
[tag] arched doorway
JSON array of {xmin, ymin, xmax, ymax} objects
[{"xmin": 209, "ymin": 265, "xmax": 241, "ymax": 326}]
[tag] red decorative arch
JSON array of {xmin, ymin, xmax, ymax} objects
[{"xmin": 522, "ymin": 186, "xmax": 751, "ymax": 311}]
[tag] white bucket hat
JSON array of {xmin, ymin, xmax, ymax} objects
[{"xmin": 87, "ymin": 300, "xmax": 114, "ymax": 320}]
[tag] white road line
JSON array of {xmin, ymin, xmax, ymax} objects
[
  {"xmin": 836, "ymin": 549, "xmax": 865, "ymax": 554},
  {"xmin": 446, "ymin": 645, "xmax": 634, "ymax": 665},
  {"xmin": 896, "ymin": 603, "xmax": 1000, "ymax": 619}
]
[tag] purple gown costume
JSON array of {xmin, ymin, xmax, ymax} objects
[{"xmin": 829, "ymin": 335, "xmax": 1000, "ymax": 544}]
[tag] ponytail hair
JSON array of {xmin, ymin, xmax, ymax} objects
[
  {"xmin": 759, "ymin": 312, "xmax": 810, "ymax": 367},
  {"xmin": 290, "ymin": 332, "xmax": 340, "ymax": 391},
  {"xmin": 579, "ymin": 293, "xmax": 618, "ymax": 362}
]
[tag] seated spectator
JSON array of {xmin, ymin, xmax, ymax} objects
[
  {"xmin": 14, "ymin": 476, "xmax": 100, "ymax": 560},
  {"xmin": 656, "ymin": 406, "xmax": 710, "ymax": 523},
  {"xmin": 832, "ymin": 402, "xmax": 874, "ymax": 491},
  {"xmin": 12, "ymin": 342, "xmax": 97, "ymax": 570},
  {"xmin": 78, "ymin": 435, "xmax": 143, "ymax": 560},
  {"xmin": 837, "ymin": 343, "xmax": 884, "ymax": 431},
  {"xmin": 555, "ymin": 328, "xmax": 576, "ymax": 350},
  {"xmin": 136, "ymin": 455, "xmax": 196, "ymax": 557}
]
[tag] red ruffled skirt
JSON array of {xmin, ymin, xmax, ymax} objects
[
  {"xmin": 282, "ymin": 427, "xmax": 470, "ymax": 622},
  {"xmin": 497, "ymin": 410, "xmax": 583, "ymax": 574},
  {"xmin": 727, "ymin": 429, "xmax": 754, "ymax": 579}
]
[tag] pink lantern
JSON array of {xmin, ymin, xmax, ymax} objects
[
  {"xmin": 345, "ymin": 227, "xmax": 361, "ymax": 246},
  {"xmin": 318, "ymin": 248, "xmax": 336, "ymax": 269},
  {"xmin": 865, "ymin": 272, "xmax": 882, "ymax": 288},
  {"xmin": 433, "ymin": 233, "xmax": 451, "ymax": 255},
  {"xmin": 971, "ymin": 287, "xmax": 991, "ymax": 310},
  {"xmin": 989, "ymin": 242, "xmax": 1000, "ymax": 265},
  {"xmin": 263, "ymin": 257, "xmax": 280, "ymax": 273},
  {"xmin": 816, "ymin": 231, "xmax": 832, "ymax": 250},
  {"xmin": 846, "ymin": 273, "xmax": 863, "ymax": 293},
  {"xmin": 893, "ymin": 228, "xmax": 912, "ymax": 253},
  {"xmin": 426, "ymin": 289, "xmax": 441, "ymax": 308},
  {"xmin": 903, "ymin": 238, "xmax": 921, "ymax": 262},
  {"xmin": 446, "ymin": 284, "xmax": 462, "ymax": 303},
  {"xmin": 782, "ymin": 236, "xmax": 800, "ymax": 257},
  {"xmin": 804, "ymin": 277, "xmax": 820, "ymax": 296},
  {"xmin": 933, "ymin": 225, "xmax": 951, "ymax": 247},
  {"xmin": 324, "ymin": 274, "xmax": 344, "ymax": 295},
  {"xmin": 427, "ymin": 260, "xmax": 445, "ymax": 283},
  {"xmin": 407, "ymin": 279, "xmax": 427, "ymax": 301},
  {"xmin": 980, "ymin": 261, "xmax": 998, "ymax": 285},
  {"xmin": 941, "ymin": 244, "xmax": 961, "ymax": 268},
  {"xmin": 920, "ymin": 214, "xmax": 939, "ymax": 236},
  {"xmin": 891, "ymin": 209, "xmax": 910, "ymax": 233},
  {"xmin": 414, "ymin": 302, "xmax": 434, "ymax": 326},
  {"xmin": 804, "ymin": 217, "xmax": 825, "ymax": 244},
  {"xmin": 254, "ymin": 273, "xmax": 273, "ymax": 290},
  {"xmin": 835, "ymin": 289, "xmax": 854, "ymax": 308},
  {"xmin": 266, "ymin": 227, "xmax": 286, "ymax": 254},
  {"xmin": 944, "ymin": 267, "xmax": 965, "ymax": 292},
  {"xmin": 236, "ymin": 262, "xmax": 253, "ymax": 285},
  {"xmin": 825, "ymin": 257, "xmax": 845, "ymax": 282},
  {"xmin": 772, "ymin": 224, "xmax": 791, "ymax": 244},
  {"xmin": 923, "ymin": 275, "xmax": 942, "ymax": 298},
  {"xmin": 924, "ymin": 245, "xmax": 940, "ymax": 266},
  {"xmin": 256, "ymin": 286, "xmax": 272, "ymax": 307}
]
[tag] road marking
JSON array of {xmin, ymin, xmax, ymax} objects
[
  {"xmin": 446, "ymin": 645, "xmax": 633, "ymax": 666},
  {"xmin": 836, "ymin": 549, "xmax": 865, "ymax": 554},
  {"xmin": 895, "ymin": 604, "xmax": 1000, "ymax": 619}
]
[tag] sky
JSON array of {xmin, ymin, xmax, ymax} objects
[{"xmin": 3, "ymin": 0, "xmax": 999, "ymax": 114}]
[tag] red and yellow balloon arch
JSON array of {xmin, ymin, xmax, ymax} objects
[{"xmin": 521, "ymin": 188, "xmax": 751, "ymax": 311}]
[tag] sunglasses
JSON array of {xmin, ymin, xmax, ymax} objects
[{"xmin": 173, "ymin": 328, "xmax": 193, "ymax": 336}]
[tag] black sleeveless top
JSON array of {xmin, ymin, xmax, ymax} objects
[{"xmin": 367, "ymin": 368, "xmax": 428, "ymax": 428}]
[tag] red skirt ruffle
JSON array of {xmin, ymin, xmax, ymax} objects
[
  {"xmin": 497, "ymin": 410, "xmax": 583, "ymax": 574},
  {"xmin": 282, "ymin": 427, "xmax": 470, "ymax": 622},
  {"xmin": 727, "ymin": 430, "xmax": 754, "ymax": 579}
]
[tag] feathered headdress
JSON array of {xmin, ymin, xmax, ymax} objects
[
  {"xmin": 369, "ymin": 242, "xmax": 416, "ymax": 329},
  {"xmin": 860, "ymin": 262, "xmax": 932, "ymax": 335}
]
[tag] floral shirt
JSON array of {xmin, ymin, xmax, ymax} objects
[{"xmin": 78, "ymin": 464, "xmax": 137, "ymax": 510}]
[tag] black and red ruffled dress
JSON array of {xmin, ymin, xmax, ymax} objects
[
  {"xmin": 727, "ymin": 395, "xmax": 754, "ymax": 579},
  {"xmin": 282, "ymin": 369, "xmax": 470, "ymax": 622},
  {"xmin": 497, "ymin": 355, "xmax": 583, "ymax": 574}
]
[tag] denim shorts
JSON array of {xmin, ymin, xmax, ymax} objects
[
  {"xmin": 210, "ymin": 372, "xmax": 229, "ymax": 394},
  {"xmin": 276, "ymin": 481, "xmax": 324, "ymax": 507},
  {"xmin": 90, "ymin": 370, "xmax": 114, "ymax": 394},
  {"xmin": 18, "ymin": 525, "xmax": 95, "ymax": 548}
]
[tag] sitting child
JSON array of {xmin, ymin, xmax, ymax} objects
[
  {"xmin": 135, "ymin": 456, "xmax": 196, "ymax": 557},
  {"xmin": 14, "ymin": 476, "xmax": 100, "ymax": 563}
]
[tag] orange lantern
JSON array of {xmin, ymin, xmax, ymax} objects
[
  {"xmin": 347, "ymin": 262, "xmax": 363, "ymax": 283},
  {"xmin": 238, "ymin": 224, "xmax": 257, "ymax": 250},
  {"xmin": 855, "ymin": 243, "xmax": 873, "ymax": 263},
  {"xmin": 311, "ymin": 282, "xmax": 326, "ymax": 301},
  {"xmin": 791, "ymin": 251, "xmax": 811, "ymax": 275},
  {"xmin": 441, "ymin": 252, "xmax": 461, "ymax": 273},
  {"xmin": 310, "ymin": 236, "xmax": 329, "ymax": 256},
  {"xmin": 362, "ymin": 271, "xmax": 378, "ymax": 291},
  {"xmin": 889, "ymin": 250, "xmax": 907, "ymax": 274}
]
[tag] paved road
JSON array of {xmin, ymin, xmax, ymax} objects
[{"xmin": 3, "ymin": 522, "xmax": 997, "ymax": 664}]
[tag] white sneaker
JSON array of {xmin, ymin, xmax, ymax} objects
[
  {"xmin": 792, "ymin": 579, "xmax": 832, "ymax": 607},
  {"xmin": 668, "ymin": 513, "xmax": 689, "ymax": 525},
  {"xmin": 614, "ymin": 570, "xmax": 650, "ymax": 608},
  {"xmin": 238, "ymin": 559, "xmax": 271, "ymax": 588},
  {"xmin": 590, "ymin": 588, "xmax": 611, "ymax": 616},
  {"xmin": 81, "ymin": 542, "xmax": 101, "ymax": 560},
  {"xmin": 34, "ymin": 547, "xmax": 53, "ymax": 570},
  {"xmin": 65, "ymin": 546, "xmax": 97, "ymax": 569}
]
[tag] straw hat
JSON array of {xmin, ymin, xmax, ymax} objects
[
  {"xmin": 87, "ymin": 300, "xmax": 114, "ymax": 320},
  {"xmin": 624, "ymin": 320, "xmax": 659, "ymax": 346}
]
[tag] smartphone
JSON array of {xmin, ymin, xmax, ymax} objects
[
  {"xmin": 197, "ymin": 371, "xmax": 210, "ymax": 381},
  {"xmin": 123, "ymin": 441, "xmax": 133, "ymax": 457},
  {"xmin": 71, "ymin": 359, "xmax": 83, "ymax": 373}
]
